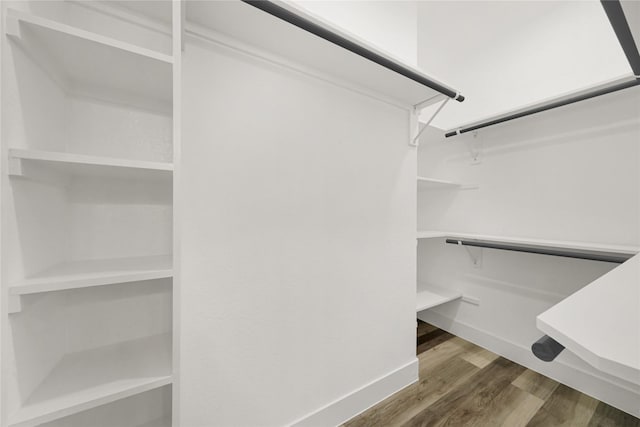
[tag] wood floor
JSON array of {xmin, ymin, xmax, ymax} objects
[{"xmin": 343, "ymin": 321, "xmax": 640, "ymax": 427}]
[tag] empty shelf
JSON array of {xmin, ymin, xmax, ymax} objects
[
  {"xmin": 417, "ymin": 177, "xmax": 460, "ymax": 189},
  {"xmin": 417, "ymin": 231, "xmax": 639, "ymax": 259},
  {"xmin": 6, "ymin": 9, "xmax": 172, "ymax": 111},
  {"xmin": 8, "ymin": 334, "xmax": 172, "ymax": 427},
  {"xmin": 9, "ymin": 149, "xmax": 173, "ymax": 181},
  {"xmin": 9, "ymin": 255, "xmax": 172, "ymax": 295},
  {"xmin": 537, "ymin": 254, "xmax": 640, "ymax": 384},
  {"xmin": 186, "ymin": 1, "xmax": 461, "ymax": 107},
  {"xmin": 417, "ymin": 286, "xmax": 462, "ymax": 312},
  {"xmin": 417, "ymin": 176, "xmax": 474, "ymax": 190}
]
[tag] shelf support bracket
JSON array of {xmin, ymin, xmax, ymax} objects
[
  {"xmin": 410, "ymin": 96, "xmax": 450, "ymax": 147},
  {"xmin": 464, "ymin": 245, "xmax": 483, "ymax": 268}
]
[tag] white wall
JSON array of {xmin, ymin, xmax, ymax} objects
[
  {"xmin": 417, "ymin": 1, "xmax": 632, "ymax": 129},
  {"xmin": 179, "ymin": 35, "xmax": 416, "ymax": 426},
  {"xmin": 292, "ymin": 0, "xmax": 418, "ymax": 67},
  {"xmin": 417, "ymin": 85, "xmax": 640, "ymax": 414}
]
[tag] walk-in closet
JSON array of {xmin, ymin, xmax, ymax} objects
[{"xmin": 1, "ymin": 1, "xmax": 638, "ymax": 426}]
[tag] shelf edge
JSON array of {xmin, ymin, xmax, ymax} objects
[
  {"xmin": 8, "ymin": 376, "xmax": 173, "ymax": 427},
  {"xmin": 9, "ymin": 270, "xmax": 173, "ymax": 296},
  {"xmin": 6, "ymin": 8, "xmax": 174, "ymax": 64},
  {"xmin": 9, "ymin": 149, "xmax": 174, "ymax": 173}
]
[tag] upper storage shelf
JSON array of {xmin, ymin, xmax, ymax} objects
[
  {"xmin": 418, "ymin": 231, "xmax": 639, "ymax": 263},
  {"xmin": 6, "ymin": 9, "xmax": 173, "ymax": 111},
  {"xmin": 185, "ymin": 1, "xmax": 463, "ymax": 107},
  {"xmin": 537, "ymin": 254, "xmax": 640, "ymax": 385},
  {"xmin": 9, "ymin": 149, "xmax": 173, "ymax": 182}
]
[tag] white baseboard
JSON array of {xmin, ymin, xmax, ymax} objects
[
  {"xmin": 290, "ymin": 358, "xmax": 418, "ymax": 427},
  {"xmin": 418, "ymin": 310, "xmax": 640, "ymax": 417}
]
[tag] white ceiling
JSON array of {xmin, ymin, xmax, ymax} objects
[{"xmin": 417, "ymin": 1, "xmax": 633, "ymax": 130}]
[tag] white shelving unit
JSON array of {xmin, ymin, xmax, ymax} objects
[
  {"xmin": 9, "ymin": 149, "xmax": 173, "ymax": 181},
  {"xmin": 186, "ymin": 1, "xmax": 458, "ymax": 107},
  {"xmin": 2, "ymin": 2, "xmax": 177, "ymax": 426},
  {"xmin": 416, "ymin": 285, "xmax": 462, "ymax": 312},
  {"xmin": 537, "ymin": 254, "xmax": 640, "ymax": 385},
  {"xmin": 416, "ymin": 178, "xmax": 475, "ymax": 313},
  {"xmin": 6, "ymin": 8, "xmax": 172, "ymax": 111},
  {"xmin": 416, "ymin": 230, "xmax": 640, "ymax": 255},
  {"xmin": 9, "ymin": 255, "xmax": 172, "ymax": 296},
  {"xmin": 9, "ymin": 334, "xmax": 172, "ymax": 427}
]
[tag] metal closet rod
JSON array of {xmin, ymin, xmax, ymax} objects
[
  {"xmin": 445, "ymin": 238, "xmax": 634, "ymax": 264},
  {"xmin": 602, "ymin": 0, "xmax": 640, "ymax": 76},
  {"xmin": 444, "ymin": 77, "xmax": 640, "ymax": 138},
  {"xmin": 445, "ymin": 0, "xmax": 640, "ymax": 138},
  {"xmin": 240, "ymin": 0, "xmax": 465, "ymax": 102}
]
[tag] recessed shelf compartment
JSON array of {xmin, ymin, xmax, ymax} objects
[
  {"xmin": 417, "ymin": 230, "xmax": 639, "ymax": 259},
  {"xmin": 6, "ymin": 8, "xmax": 173, "ymax": 110},
  {"xmin": 417, "ymin": 176, "xmax": 476, "ymax": 190},
  {"xmin": 9, "ymin": 255, "xmax": 172, "ymax": 296},
  {"xmin": 9, "ymin": 149, "xmax": 173, "ymax": 181},
  {"xmin": 39, "ymin": 385, "xmax": 171, "ymax": 427},
  {"xmin": 8, "ymin": 159, "xmax": 173, "ymax": 287},
  {"xmin": 8, "ymin": 334, "xmax": 172, "ymax": 427},
  {"xmin": 417, "ymin": 285, "xmax": 462, "ymax": 312}
]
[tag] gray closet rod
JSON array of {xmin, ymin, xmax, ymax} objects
[
  {"xmin": 445, "ymin": 238, "xmax": 634, "ymax": 264},
  {"xmin": 532, "ymin": 335, "xmax": 565, "ymax": 362},
  {"xmin": 240, "ymin": 0, "xmax": 465, "ymax": 102},
  {"xmin": 445, "ymin": 0, "xmax": 640, "ymax": 138}
]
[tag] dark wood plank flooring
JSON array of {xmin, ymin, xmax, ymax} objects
[{"xmin": 343, "ymin": 321, "xmax": 640, "ymax": 427}]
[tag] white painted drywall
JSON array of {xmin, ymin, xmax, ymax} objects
[
  {"xmin": 292, "ymin": 0, "xmax": 418, "ymax": 67},
  {"xmin": 417, "ymin": 85, "xmax": 640, "ymax": 414},
  {"xmin": 418, "ymin": 1, "xmax": 633, "ymax": 129},
  {"xmin": 179, "ymin": 36, "xmax": 416, "ymax": 426}
]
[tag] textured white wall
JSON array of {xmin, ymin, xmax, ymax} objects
[{"xmin": 180, "ymin": 36, "xmax": 416, "ymax": 426}]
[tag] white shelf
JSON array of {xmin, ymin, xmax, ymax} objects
[
  {"xmin": 9, "ymin": 255, "xmax": 172, "ymax": 296},
  {"xmin": 186, "ymin": 1, "xmax": 460, "ymax": 107},
  {"xmin": 8, "ymin": 334, "xmax": 172, "ymax": 427},
  {"xmin": 417, "ymin": 285, "xmax": 462, "ymax": 312},
  {"xmin": 9, "ymin": 149, "xmax": 173, "ymax": 181},
  {"xmin": 537, "ymin": 254, "xmax": 640, "ymax": 385},
  {"xmin": 416, "ymin": 230, "xmax": 640, "ymax": 256},
  {"xmin": 6, "ymin": 9, "xmax": 173, "ymax": 111},
  {"xmin": 417, "ymin": 176, "xmax": 468, "ymax": 190}
]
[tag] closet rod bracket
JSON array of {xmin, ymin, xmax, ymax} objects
[
  {"xmin": 464, "ymin": 244, "xmax": 483, "ymax": 268},
  {"xmin": 465, "ymin": 131, "xmax": 483, "ymax": 164},
  {"xmin": 410, "ymin": 96, "xmax": 450, "ymax": 147}
]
